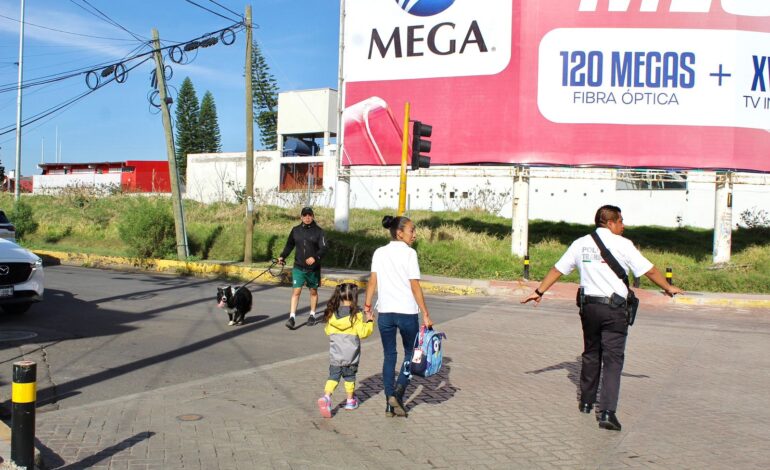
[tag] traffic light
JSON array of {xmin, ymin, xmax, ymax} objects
[{"xmin": 411, "ymin": 120, "xmax": 432, "ymax": 170}]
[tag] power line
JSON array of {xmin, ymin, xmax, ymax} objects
[
  {"xmin": 205, "ymin": 0, "xmax": 243, "ymax": 20},
  {"xmin": 0, "ymin": 13, "xmax": 140, "ymax": 41},
  {"xmin": 183, "ymin": 0, "xmax": 241, "ymax": 23},
  {"xmin": 68, "ymin": 0, "xmax": 148, "ymax": 43}
]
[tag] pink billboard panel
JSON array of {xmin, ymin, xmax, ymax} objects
[{"xmin": 342, "ymin": 0, "xmax": 770, "ymax": 171}]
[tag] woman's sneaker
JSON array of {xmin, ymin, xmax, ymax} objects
[
  {"xmin": 344, "ymin": 397, "xmax": 359, "ymax": 410},
  {"xmin": 317, "ymin": 396, "xmax": 332, "ymax": 418}
]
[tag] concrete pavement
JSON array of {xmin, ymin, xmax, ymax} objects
[{"xmin": 2, "ymin": 252, "xmax": 770, "ymax": 468}]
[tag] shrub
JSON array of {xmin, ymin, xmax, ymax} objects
[
  {"xmin": 42, "ymin": 226, "xmax": 73, "ymax": 243},
  {"xmin": 10, "ymin": 200, "xmax": 38, "ymax": 241},
  {"xmin": 117, "ymin": 198, "xmax": 176, "ymax": 259}
]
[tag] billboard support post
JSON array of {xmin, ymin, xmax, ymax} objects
[
  {"xmin": 398, "ymin": 101, "xmax": 411, "ymax": 216},
  {"xmin": 334, "ymin": 0, "xmax": 350, "ymax": 232},
  {"xmin": 713, "ymin": 171, "xmax": 733, "ymax": 264},
  {"xmin": 511, "ymin": 167, "xmax": 529, "ymax": 258}
]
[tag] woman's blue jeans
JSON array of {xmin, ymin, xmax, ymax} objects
[{"xmin": 378, "ymin": 313, "xmax": 419, "ymax": 399}]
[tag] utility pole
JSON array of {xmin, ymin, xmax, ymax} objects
[
  {"xmin": 14, "ymin": 0, "xmax": 26, "ymax": 202},
  {"xmin": 398, "ymin": 102, "xmax": 410, "ymax": 216},
  {"xmin": 152, "ymin": 29, "xmax": 189, "ymax": 260},
  {"xmin": 333, "ymin": 0, "xmax": 350, "ymax": 232},
  {"xmin": 244, "ymin": 5, "xmax": 255, "ymax": 264}
]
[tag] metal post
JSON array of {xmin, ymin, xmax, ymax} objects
[
  {"xmin": 523, "ymin": 255, "xmax": 530, "ymax": 280},
  {"xmin": 666, "ymin": 267, "xmax": 673, "ymax": 285},
  {"xmin": 11, "ymin": 360, "xmax": 36, "ymax": 469},
  {"xmin": 13, "ymin": 0, "xmax": 26, "ymax": 202},
  {"xmin": 398, "ymin": 102, "xmax": 410, "ymax": 216}
]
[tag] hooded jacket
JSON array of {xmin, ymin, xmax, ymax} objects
[
  {"xmin": 279, "ymin": 220, "xmax": 328, "ymax": 271},
  {"xmin": 324, "ymin": 306, "xmax": 374, "ymax": 367}
]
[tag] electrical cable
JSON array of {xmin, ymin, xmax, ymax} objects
[
  {"xmin": 0, "ymin": 13, "xmax": 141, "ymax": 41},
  {"xmin": 68, "ymin": 0, "xmax": 148, "ymax": 43},
  {"xmin": 205, "ymin": 0, "xmax": 243, "ymax": 20},
  {"xmin": 0, "ymin": 56, "xmax": 152, "ymax": 137},
  {"xmin": 183, "ymin": 0, "xmax": 240, "ymax": 23}
]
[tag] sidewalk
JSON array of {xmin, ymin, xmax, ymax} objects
[
  {"xmin": 3, "ymin": 251, "xmax": 769, "ymax": 468},
  {"xmin": 3, "ymin": 295, "xmax": 769, "ymax": 468}
]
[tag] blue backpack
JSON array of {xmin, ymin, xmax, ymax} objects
[{"xmin": 409, "ymin": 326, "xmax": 447, "ymax": 378}]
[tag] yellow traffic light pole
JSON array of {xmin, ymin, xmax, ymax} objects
[{"xmin": 398, "ymin": 101, "xmax": 411, "ymax": 216}]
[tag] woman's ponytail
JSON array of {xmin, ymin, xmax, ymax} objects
[{"xmin": 382, "ymin": 215, "xmax": 410, "ymax": 240}]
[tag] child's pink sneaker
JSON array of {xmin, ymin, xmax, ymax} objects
[
  {"xmin": 317, "ymin": 395, "xmax": 332, "ymax": 418},
  {"xmin": 344, "ymin": 397, "xmax": 359, "ymax": 410}
]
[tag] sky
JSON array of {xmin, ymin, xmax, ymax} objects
[{"xmin": 0, "ymin": 0, "xmax": 340, "ymax": 177}]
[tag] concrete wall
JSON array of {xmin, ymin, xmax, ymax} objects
[
  {"xmin": 186, "ymin": 154, "xmax": 769, "ymax": 229},
  {"xmin": 33, "ymin": 173, "xmax": 122, "ymax": 194}
]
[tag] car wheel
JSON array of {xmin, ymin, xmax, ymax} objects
[{"xmin": 3, "ymin": 303, "xmax": 31, "ymax": 314}]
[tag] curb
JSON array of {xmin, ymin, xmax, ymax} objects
[{"xmin": 31, "ymin": 250, "xmax": 770, "ymax": 309}]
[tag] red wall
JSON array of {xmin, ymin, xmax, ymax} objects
[{"xmin": 121, "ymin": 161, "xmax": 171, "ymax": 193}]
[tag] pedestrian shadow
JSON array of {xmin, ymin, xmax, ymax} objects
[
  {"xmin": 37, "ymin": 431, "xmax": 154, "ymax": 470},
  {"xmin": 351, "ymin": 356, "xmax": 458, "ymax": 414},
  {"xmin": 526, "ymin": 357, "xmax": 650, "ymax": 402},
  {"xmin": 526, "ymin": 357, "xmax": 582, "ymax": 401}
]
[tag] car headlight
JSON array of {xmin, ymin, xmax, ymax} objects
[{"xmin": 32, "ymin": 258, "xmax": 43, "ymax": 271}]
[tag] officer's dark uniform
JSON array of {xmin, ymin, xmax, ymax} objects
[{"xmin": 554, "ymin": 227, "xmax": 653, "ymax": 413}]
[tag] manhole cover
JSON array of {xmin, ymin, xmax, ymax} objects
[
  {"xmin": 176, "ymin": 414, "xmax": 203, "ymax": 422},
  {"xmin": 0, "ymin": 330, "xmax": 38, "ymax": 342}
]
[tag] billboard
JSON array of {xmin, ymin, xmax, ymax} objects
[{"xmin": 342, "ymin": 0, "xmax": 770, "ymax": 171}]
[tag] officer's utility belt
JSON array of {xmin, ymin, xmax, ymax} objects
[{"xmin": 583, "ymin": 295, "xmax": 626, "ymax": 308}]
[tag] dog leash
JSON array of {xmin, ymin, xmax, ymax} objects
[{"xmin": 233, "ymin": 259, "xmax": 282, "ymax": 294}]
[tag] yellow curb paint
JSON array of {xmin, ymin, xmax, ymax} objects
[
  {"xmin": 674, "ymin": 297, "xmax": 770, "ymax": 309},
  {"xmin": 12, "ymin": 382, "xmax": 36, "ymax": 404}
]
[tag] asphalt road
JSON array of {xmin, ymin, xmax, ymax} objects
[{"xmin": 0, "ymin": 265, "xmax": 494, "ymax": 412}]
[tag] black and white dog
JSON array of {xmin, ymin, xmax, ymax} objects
[{"xmin": 216, "ymin": 285, "xmax": 253, "ymax": 326}]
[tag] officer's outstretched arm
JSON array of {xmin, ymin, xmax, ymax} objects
[
  {"xmin": 644, "ymin": 266, "xmax": 684, "ymax": 297},
  {"xmin": 521, "ymin": 267, "xmax": 563, "ymax": 306}
]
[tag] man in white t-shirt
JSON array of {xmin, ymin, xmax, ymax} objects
[{"xmin": 522, "ymin": 205, "xmax": 682, "ymax": 431}]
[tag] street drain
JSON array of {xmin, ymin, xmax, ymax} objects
[
  {"xmin": 0, "ymin": 330, "xmax": 38, "ymax": 342},
  {"xmin": 176, "ymin": 414, "xmax": 203, "ymax": 422}
]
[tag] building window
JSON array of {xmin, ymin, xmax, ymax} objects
[
  {"xmin": 279, "ymin": 163, "xmax": 323, "ymax": 192},
  {"xmin": 616, "ymin": 170, "xmax": 687, "ymax": 190}
]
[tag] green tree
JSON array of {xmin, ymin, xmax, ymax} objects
[
  {"xmin": 199, "ymin": 91, "xmax": 222, "ymax": 153},
  {"xmin": 251, "ymin": 40, "xmax": 279, "ymax": 150},
  {"xmin": 174, "ymin": 77, "xmax": 201, "ymax": 179}
]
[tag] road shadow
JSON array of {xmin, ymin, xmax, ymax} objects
[
  {"xmin": 350, "ymin": 356, "xmax": 457, "ymax": 415},
  {"xmin": 40, "ymin": 431, "xmax": 155, "ymax": 470},
  {"xmin": 527, "ymin": 357, "xmax": 650, "ymax": 403}
]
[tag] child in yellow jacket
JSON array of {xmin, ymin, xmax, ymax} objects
[{"xmin": 317, "ymin": 282, "xmax": 374, "ymax": 418}]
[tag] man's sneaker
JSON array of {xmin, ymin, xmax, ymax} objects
[
  {"xmin": 317, "ymin": 395, "xmax": 332, "ymax": 418},
  {"xmin": 306, "ymin": 315, "xmax": 317, "ymax": 326},
  {"xmin": 344, "ymin": 397, "xmax": 359, "ymax": 410},
  {"xmin": 285, "ymin": 317, "xmax": 295, "ymax": 329}
]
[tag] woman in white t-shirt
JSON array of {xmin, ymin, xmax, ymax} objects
[{"xmin": 364, "ymin": 215, "xmax": 433, "ymax": 418}]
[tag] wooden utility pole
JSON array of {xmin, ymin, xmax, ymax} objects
[
  {"xmin": 244, "ymin": 5, "xmax": 255, "ymax": 264},
  {"xmin": 152, "ymin": 28, "xmax": 189, "ymax": 260}
]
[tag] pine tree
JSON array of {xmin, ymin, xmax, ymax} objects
[
  {"xmin": 251, "ymin": 40, "xmax": 279, "ymax": 150},
  {"xmin": 174, "ymin": 77, "xmax": 201, "ymax": 179},
  {"xmin": 199, "ymin": 91, "xmax": 222, "ymax": 153}
]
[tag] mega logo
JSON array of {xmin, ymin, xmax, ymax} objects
[
  {"xmin": 396, "ymin": 0, "xmax": 455, "ymax": 17},
  {"xmin": 369, "ymin": 0, "xmax": 487, "ymax": 59}
]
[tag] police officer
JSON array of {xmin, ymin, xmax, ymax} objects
[
  {"xmin": 521, "ymin": 205, "xmax": 683, "ymax": 431},
  {"xmin": 278, "ymin": 207, "xmax": 328, "ymax": 329}
]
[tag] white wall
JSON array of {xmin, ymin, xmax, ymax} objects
[
  {"xmin": 186, "ymin": 155, "xmax": 770, "ymax": 229},
  {"xmin": 33, "ymin": 173, "xmax": 121, "ymax": 194}
]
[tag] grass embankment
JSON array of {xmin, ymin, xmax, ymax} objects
[{"xmin": 4, "ymin": 193, "xmax": 769, "ymax": 293}]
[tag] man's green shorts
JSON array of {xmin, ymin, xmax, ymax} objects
[{"xmin": 292, "ymin": 267, "xmax": 320, "ymax": 289}]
